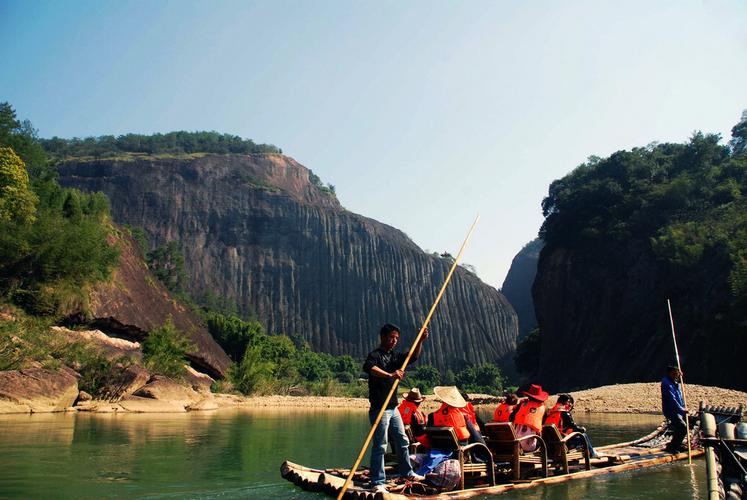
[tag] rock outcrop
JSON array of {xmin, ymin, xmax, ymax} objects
[
  {"xmin": 57, "ymin": 154, "xmax": 518, "ymax": 370},
  {"xmin": 0, "ymin": 368, "xmax": 79, "ymax": 414},
  {"xmin": 533, "ymin": 240, "xmax": 747, "ymax": 392},
  {"xmin": 82, "ymin": 232, "xmax": 231, "ymax": 378},
  {"xmin": 501, "ymin": 239, "xmax": 543, "ymax": 340}
]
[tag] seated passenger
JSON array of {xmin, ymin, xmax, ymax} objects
[
  {"xmin": 398, "ymin": 388, "xmax": 429, "ymax": 448},
  {"xmin": 493, "ymin": 392, "xmax": 519, "ymax": 423},
  {"xmin": 459, "ymin": 391, "xmax": 486, "ymax": 432},
  {"xmin": 510, "ymin": 384, "xmax": 548, "ymax": 452},
  {"xmin": 545, "ymin": 393, "xmax": 599, "ymax": 458}
]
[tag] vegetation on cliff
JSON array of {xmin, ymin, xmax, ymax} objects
[
  {"xmin": 0, "ymin": 103, "xmax": 119, "ymax": 317},
  {"xmin": 41, "ymin": 131, "xmax": 281, "ymax": 159},
  {"xmin": 526, "ymin": 110, "xmax": 747, "ymax": 389}
]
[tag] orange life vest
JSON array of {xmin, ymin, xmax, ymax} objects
[
  {"xmin": 459, "ymin": 402, "xmax": 480, "ymax": 431},
  {"xmin": 433, "ymin": 402, "xmax": 470, "ymax": 441},
  {"xmin": 398, "ymin": 400, "xmax": 426, "ymax": 426},
  {"xmin": 545, "ymin": 403, "xmax": 573, "ymax": 435},
  {"xmin": 513, "ymin": 398, "xmax": 546, "ymax": 433},
  {"xmin": 493, "ymin": 402, "xmax": 516, "ymax": 423}
]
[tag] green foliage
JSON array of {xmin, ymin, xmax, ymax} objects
[
  {"xmin": 0, "ymin": 102, "xmax": 47, "ymax": 174},
  {"xmin": 403, "ymin": 364, "xmax": 441, "ymax": 393},
  {"xmin": 206, "ymin": 312, "xmax": 265, "ymax": 362},
  {"xmin": 41, "ymin": 131, "xmax": 282, "ymax": 158},
  {"xmin": 308, "ymin": 170, "xmax": 337, "ymax": 197},
  {"xmin": 41, "ymin": 131, "xmax": 280, "ymax": 158},
  {"xmin": 730, "ymin": 109, "xmax": 747, "ymax": 156},
  {"xmin": 0, "ymin": 104, "xmax": 119, "ymax": 317},
  {"xmin": 454, "ymin": 363, "xmax": 504, "ymax": 395},
  {"xmin": 0, "ymin": 147, "xmax": 37, "ymax": 224},
  {"xmin": 230, "ymin": 344, "xmax": 275, "ymax": 395},
  {"xmin": 147, "ymin": 241, "xmax": 187, "ymax": 294},
  {"xmin": 0, "ymin": 312, "xmax": 134, "ymax": 398},
  {"xmin": 141, "ymin": 317, "xmax": 194, "ymax": 379}
]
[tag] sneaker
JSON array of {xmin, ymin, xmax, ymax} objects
[
  {"xmin": 407, "ymin": 472, "xmax": 426, "ymax": 481},
  {"xmin": 370, "ymin": 484, "xmax": 388, "ymax": 493}
]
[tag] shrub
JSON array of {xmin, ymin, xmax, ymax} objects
[
  {"xmin": 141, "ymin": 317, "xmax": 194, "ymax": 379},
  {"xmin": 230, "ymin": 344, "xmax": 275, "ymax": 395}
]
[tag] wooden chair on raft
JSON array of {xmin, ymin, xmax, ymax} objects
[
  {"xmin": 483, "ymin": 422, "xmax": 548, "ymax": 481},
  {"xmin": 541, "ymin": 424, "xmax": 592, "ymax": 475},
  {"xmin": 423, "ymin": 426, "xmax": 495, "ymax": 490},
  {"xmin": 384, "ymin": 425, "xmax": 421, "ymax": 466}
]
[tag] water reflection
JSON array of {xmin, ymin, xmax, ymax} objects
[{"xmin": 0, "ymin": 409, "xmax": 703, "ymax": 499}]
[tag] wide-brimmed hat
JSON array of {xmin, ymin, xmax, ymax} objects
[
  {"xmin": 433, "ymin": 386, "xmax": 467, "ymax": 408},
  {"xmin": 403, "ymin": 388, "xmax": 425, "ymax": 402},
  {"xmin": 523, "ymin": 384, "xmax": 549, "ymax": 402}
]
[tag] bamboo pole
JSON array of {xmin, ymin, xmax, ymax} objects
[
  {"xmin": 666, "ymin": 299, "xmax": 692, "ymax": 465},
  {"xmin": 336, "ymin": 215, "xmax": 480, "ymax": 499}
]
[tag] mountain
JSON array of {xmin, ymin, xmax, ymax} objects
[
  {"xmin": 501, "ymin": 239, "xmax": 542, "ymax": 340},
  {"xmin": 56, "ymin": 153, "xmax": 518, "ymax": 371},
  {"xmin": 532, "ymin": 129, "xmax": 747, "ymax": 392}
]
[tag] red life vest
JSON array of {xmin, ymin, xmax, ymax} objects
[
  {"xmin": 513, "ymin": 399, "xmax": 546, "ymax": 433},
  {"xmin": 398, "ymin": 400, "xmax": 426, "ymax": 426},
  {"xmin": 433, "ymin": 403, "xmax": 470, "ymax": 441},
  {"xmin": 493, "ymin": 402, "xmax": 516, "ymax": 423},
  {"xmin": 545, "ymin": 403, "xmax": 573, "ymax": 435},
  {"xmin": 459, "ymin": 402, "xmax": 480, "ymax": 431}
]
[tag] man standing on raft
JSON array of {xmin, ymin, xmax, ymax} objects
[
  {"xmin": 661, "ymin": 365, "xmax": 688, "ymax": 453},
  {"xmin": 363, "ymin": 323, "xmax": 429, "ymax": 493}
]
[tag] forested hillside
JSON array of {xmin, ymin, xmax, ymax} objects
[{"xmin": 528, "ymin": 110, "xmax": 747, "ymax": 391}]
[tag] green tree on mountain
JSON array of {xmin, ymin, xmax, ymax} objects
[{"xmin": 0, "ymin": 147, "xmax": 37, "ymax": 224}]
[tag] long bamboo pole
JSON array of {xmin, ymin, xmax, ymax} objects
[
  {"xmin": 666, "ymin": 299, "xmax": 692, "ymax": 465},
  {"xmin": 336, "ymin": 215, "xmax": 480, "ymax": 499}
]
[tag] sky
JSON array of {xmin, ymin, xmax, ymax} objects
[{"xmin": 2, "ymin": 0, "xmax": 746, "ymax": 288}]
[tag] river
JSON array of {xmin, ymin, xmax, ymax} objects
[{"xmin": 0, "ymin": 409, "xmax": 703, "ymax": 499}]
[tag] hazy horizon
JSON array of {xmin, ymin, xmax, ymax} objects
[{"xmin": 2, "ymin": 0, "xmax": 746, "ymax": 288}]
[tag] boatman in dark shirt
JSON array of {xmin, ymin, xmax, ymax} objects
[
  {"xmin": 363, "ymin": 323, "xmax": 429, "ymax": 493},
  {"xmin": 661, "ymin": 365, "xmax": 688, "ymax": 453}
]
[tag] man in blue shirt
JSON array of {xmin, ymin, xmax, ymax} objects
[{"xmin": 661, "ymin": 365, "xmax": 687, "ymax": 453}]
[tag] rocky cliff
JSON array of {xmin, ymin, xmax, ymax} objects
[
  {"xmin": 57, "ymin": 154, "xmax": 518, "ymax": 370},
  {"xmin": 501, "ymin": 239, "xmax": 542, "ymax": 340},
  {"xmin": 532, "ymin": 239, "xmax": 746, "ymax": 391},
  {"xmin": 84, "ymin": 230, "xmax": 231, "ymax": 378}
]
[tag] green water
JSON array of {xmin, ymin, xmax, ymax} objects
[{"xmin": 0, "ymin": 409, "xmax": 704, "ymax": 499}]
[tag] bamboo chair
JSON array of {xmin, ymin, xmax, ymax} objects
[
  {"xmin": 483, "ymin": 422, "xmax": 548, "ymax": 481},
  {"xmin": 541, "ymin": 424, "xmax": 591, "ymax": 475},
  {"xmin": 424, "ymin": 426, "xmax": 496, "ymax": 490},
  {"xmin": 405, "ymin": 425, "xmax": 422, "ymax": 454}
]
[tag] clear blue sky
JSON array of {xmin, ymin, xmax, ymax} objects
[{"xmin": 2, "ymin": 0, "xmax": 746, "ymax": 287}]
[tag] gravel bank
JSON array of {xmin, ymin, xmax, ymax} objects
[{"xmin": 216, "ymin": 383, "xmax": 747, "ymax": 415}]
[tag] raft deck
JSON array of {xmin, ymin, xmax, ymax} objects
[{"xmin": 280, "ymin": 424, "xmax": 703, "ymax": 499}]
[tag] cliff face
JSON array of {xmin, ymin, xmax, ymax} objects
[
  {"xmin": 57, "ymin": 154, "xmax": 517, "ymax": 370},
  {"xmin": 86, "ymin": 230, "xmax": 231, "ymax": 378},
  {"xmin": 533, "ymin": 239, "xmax": 746, "ymax": 392},
  {"xmin": 501, "ymin": 239, "xmax": 542, "ymax": 340}
]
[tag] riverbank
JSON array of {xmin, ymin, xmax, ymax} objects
[{"xmin": 220, "ymin": 382, "xmax": 747, "ymax": 415}]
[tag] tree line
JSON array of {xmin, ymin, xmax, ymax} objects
[{"xmin": 41, "ymin": 130, "xmax": 281, "ymax": 159}]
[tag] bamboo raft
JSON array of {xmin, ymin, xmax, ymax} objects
[{"xmin": 281, "ymin": 423, "xmax": 703, "ymax": 499}]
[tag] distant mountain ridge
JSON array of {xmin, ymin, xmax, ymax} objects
[
  {"xmin": 56, "ymin": 153, "xmax": 518, "ymax": 371},
  {"xmin": 501, "ymin": 239, "xmax": 542, "ymax": 340}
]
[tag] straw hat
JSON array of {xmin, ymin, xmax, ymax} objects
[
  {"xmin": 523, "ymin": 384, "xmax": 549, "ymax": 402},
  {"xmin": 433, "ymin": 386, "xmax": 467, "ymax": 408},
  {"xmin": 403, "ymin": 388, "xmax": 425, "ymax": 402}
]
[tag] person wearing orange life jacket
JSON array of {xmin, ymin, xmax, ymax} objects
[
  {"xmin": 432, "ymin": 386, "xmax": 471, "ymax": 441},
  {"xmin": 493, "ymin": 392, "xmax": 519, "ymax": 423},
  {"xmin": 398, "ymin": 388, "xmax": 430, "ymax": 448},
  {"xmin": 458, "ymin": 391, "xmax": 485, "ymax": 432},
  {"xmin": 510, "ymin": 384, "xmax": 549, "ymax": 452},
  {"xmin": 545, "ymin": 393, "xmax": 600, "ymax": 458}
]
